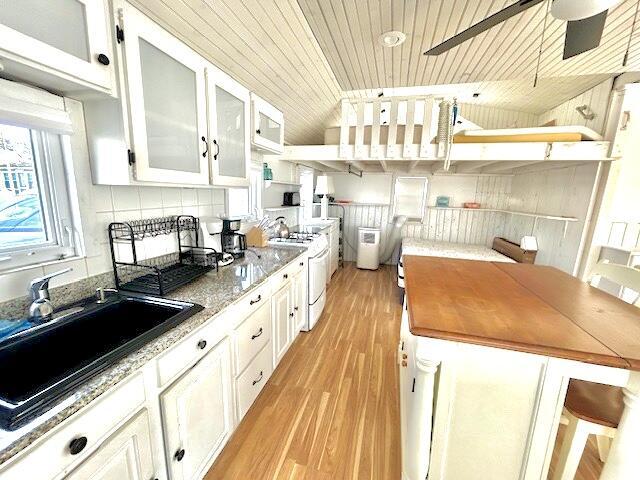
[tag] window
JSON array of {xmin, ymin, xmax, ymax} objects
[
  {"xmin": 299, "ymin": 166, "xmax": 314, "ymax": 221},
  {"xmin": 226, "ymin": 166, "xmax": 262, "ymax": 219},
  {"xmin": 0, "ymin": 122, "xmax": 77, "ymax": 270},
  {"xmin": 393, "ymin": 176, "xmax": 428, "ymax": 221}
]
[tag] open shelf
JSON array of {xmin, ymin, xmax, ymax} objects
[
  {"xmin": 266, "ymin": 180, "xmax": 302, "ymax": 187},
  {"xmin": 425, "ymin": 206, "xmax": 578, "ymax": 222},
  {"xmin": 263, "ymin": 206, "xmax": 301, "ymax": 211}
]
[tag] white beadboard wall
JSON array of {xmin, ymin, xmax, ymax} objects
[
  {"xmin": 503, "ymin": 163, "xmax": 600, "ymax": 274},
  {"xmin": 458, "ymin": 103, "xmax": 538, "ymax": 129},
  {"xmin": 536, "ymin": 78, "xmax": 614, "ymax": 135}
]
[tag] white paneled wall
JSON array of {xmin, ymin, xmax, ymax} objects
[
  {"xmin": 503, "ymin": 163, "xmax": 600, "ymax": 274},
  {"xmin": 458, "ymin": 103, "xmax": 538, "ymax": 129},
  {"xmin": 537, "ymin": 78, "xmax": 614, "ymax": 135}
]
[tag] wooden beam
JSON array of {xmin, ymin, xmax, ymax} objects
[
  {"xmin": 420, "ymin": 98, "xmax": 434, "ymax": 158},
  {"xmin": 387, "ymin": 99, "xmax": 399, "ymax": 158},
  {"xmin": 408, "ymin": 160, "xmax": 421, "ymax": 173},
  {"xmin": 339, "ymin": 99, "xmax": 350, "ymax": 159},
  {"xmin": 371, "ymin": 99, "xmax": 382, "ymax": 158},
  {"xmin": 403, "ymin": 98, "xmax": 416, "ymax": 158},
  {"xmin": 455, "ymin": 161, "xmax": 500, "ymax": 173},
  {"xmin": 481, "ymin": 160, "xmax": 536, "ymax": 173},
  {"xmin": 315, "ymin": 160, "xmax": 347, "ymax": 171},
  {"xmin": 354, "ymin": 100, "xmax": 365, "ymax": 158},
  {"xmin": 380, "ymin": 160, "xmax": 389, "ymax": 172}
]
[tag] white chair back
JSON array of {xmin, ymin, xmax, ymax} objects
[{"xmin": 589, "ymin": 261, "xmax": 640, "ymax": 306}]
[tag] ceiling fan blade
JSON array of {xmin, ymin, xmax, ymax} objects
[
  {"xmin": 563, "ymin": 10, "xmax": 608, "ymax": 59},
  {"xmin": 424, "ymin": 0, "xmax": 545, "ymax": 56}
]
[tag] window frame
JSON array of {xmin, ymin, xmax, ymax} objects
[
  {"xmin": 0, "ymin": 125, "xmax": 77, "ymax": 271},
  {"xmin": 392, "ymin": 176, "xmax": 428, "ymax": 222}
]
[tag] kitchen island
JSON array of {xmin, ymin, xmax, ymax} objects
[{"xmin": 400, "ymin": 255, "xmax": 640, "ymax": 480}]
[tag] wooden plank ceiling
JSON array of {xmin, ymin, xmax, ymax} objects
[{"xmin": 132, "ymin": 0, "xmax": 639, "ymax": 145}]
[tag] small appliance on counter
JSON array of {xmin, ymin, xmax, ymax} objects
[
  {"xmin": 220, "ymin": 216, "xmax": 247, "ymax": 258},
  {"xmin": 282, "ymin": 191, "xmax": 300, "ymax": 206},
  {"xmin": 200, "ymin": 218, "xmax": 234, "ymax": 266}
]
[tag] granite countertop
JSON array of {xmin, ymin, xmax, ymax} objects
[
  {"xmin": 401, "ymin": 238, "xmax": 515, "ymax": 263},
  {"xmin": 0, "ymin": 245, "xmax": 305, "ymax": 466}
]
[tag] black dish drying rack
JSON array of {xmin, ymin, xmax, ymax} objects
[{"xmin": 109, "ymin": 215, "xmax": 219, "ymax": 296}]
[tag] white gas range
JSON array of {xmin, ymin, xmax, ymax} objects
[{"xmin": 268, "ymin": 232, "xmax": 329, "ymax": 331}]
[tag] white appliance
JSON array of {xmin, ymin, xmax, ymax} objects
[
  {"xmin": 269, "ymin": 232, "xmax": 328, "ymax": 330},
  {"xmin": 315, "ymin": 175, "xmax": 334, "ymax": 220},
  {"xmin": 357, "ymin": 227, "xmax": 381, "ymax": 270}
]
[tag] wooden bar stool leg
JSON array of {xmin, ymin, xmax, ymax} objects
[
  {"xmin": 552, "ymin": 416, "xmax": 590, "ymax": 480},
  {"xmin": 596, "ymin": 435, "xmax": 611, "ymax": 462},
  {"xmin": 600, "ymin": 375, "xmax": 640, "ymax": 480}
]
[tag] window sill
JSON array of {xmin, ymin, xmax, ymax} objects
[{"xmin": 0, "ymin": 255, "xmax": 85, "ymax": 276}]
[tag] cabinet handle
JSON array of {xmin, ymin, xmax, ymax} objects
[
  {"xmin": 256, "ymin": 128, "xmax": 261, "ymax": 135},
  {"xmin": 197, "ymin": 339, "xmax": 207, "ymax": 350},
  {"xmin": 294, "ymin": 306, "xmax": 299, "ymax": 311},
  {"xmin": 251, "ymin": 327, "xmax": 263, "ymax": 340},
  {"xmin": 283, "ymin": 273, "xmax": 288, "ymax": 279},
  {"xmin": 201, "ymin": 136, "xmax": 208, "ymax": 158},
  {"xmin": 299, "ymin": 261, "xmax": 304, "ymax": 266},
  {"xmin": 252, "ymin": 370, "xmax": 263, "ymax": 385},
  {"xmin": 213, "ymin": 139, "xmax": 219, "ymax": 160},
  {"xmin": 289, "ymin": 312, "xmax": 294, "ymax": 318},
  {"xmin": 174, "ymin": 448, "xmax": 185, "ymax": 462},
  {"xmin": 97, "ymin": 53, "xmax": 110, "ymax": 66},
  {"xmin": 68, "ymin": 436, "xmax": 88, "ymax": 455},
  {"xmin": 249, "ymin": 294, "xmax": 262, "ymax": 305}
]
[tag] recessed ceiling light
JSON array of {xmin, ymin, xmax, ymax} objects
[{"xmin": 379, "ymin": 31, "xmax": 406, "ymax": 48}]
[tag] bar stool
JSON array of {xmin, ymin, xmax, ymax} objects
[{"xmin": 553, "ymin": 261, "xmax": 640, "ymax": 480}]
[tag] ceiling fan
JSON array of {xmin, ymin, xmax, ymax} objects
[{"xmin": 423, "ymin": 0, "xmax": 621, "ymax": 60}]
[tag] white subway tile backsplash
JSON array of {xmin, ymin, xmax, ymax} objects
[
  {"xmin": 113, "ymin": 209, "xmax": 142, "ymax": 222},
  {"xmin": 92, "ymin": 185, "xmax": 114, "ymax": 212},
  {"xmin": 139, "ymin": 187, "xmax": 163, "ymax": 209},
  {"xmin": 111, "ymin": 186, "xmax": 141, "ymax": 211},
  {"xmin": 44, "ymin": 258, "xmax": 88, "ymax": 286},
  {"xmin": 197, "ymin": 188, "xmax": 213, "ymax": 205},
  {"xmin": 213, "ymin": 188, "xmax": 225, "ymax": 204},
  {"xmin": 141, "ymin": 208, "xmax": 164, "ymax": 219},
  {"xmin": 213, "ymin": 204, "xmax": 226, "ymax": 216},
  {"xmin": 86, "ymin": 251, "xmax": 113, "ymax": 277},
  {"xmin": 181, "ymin": 188, "xmax": 198, "ymax": 206},
  {"xmin": 182, "ymin": 206, "xmax": 199, "ymax": 217},
  {"xmin": 161, "ymin": 188, "xmax": 182, "ymax": 208},
  {"xmin": 85, "ymin": 211, "xmax": 114, "ymax": 257},
  {"xmin": 198, "ymin": 205, "xmax": 214, "ymax": 218},
  {"xmin": 0, "ymin": 265, "xmax": 45, "ymax": 304},
  {"xmin": 163, "ymin": 207, "xmax": 181, "ymax": 217}
]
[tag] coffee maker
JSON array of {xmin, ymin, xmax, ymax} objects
[{"xmin": 221, "ymin": 217, "xmax": 247, "ymax": 258}]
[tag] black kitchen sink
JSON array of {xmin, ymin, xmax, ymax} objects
[{"xmin": 0, "ymin": 293, "xmax": 203, "ymax": 430}]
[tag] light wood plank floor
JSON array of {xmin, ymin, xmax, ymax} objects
[{"xmin": 207, "ymin": 262, "xmax": 603, "ymax": 479}]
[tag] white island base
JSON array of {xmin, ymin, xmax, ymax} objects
[{"xmin": 399, "ymin": 310, "xmax": 640, "ymax": 480}]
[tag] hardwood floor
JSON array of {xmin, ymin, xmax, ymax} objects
[{"xmin": 206, "ymin": 262, "xmax": 603, "ymax": 479}]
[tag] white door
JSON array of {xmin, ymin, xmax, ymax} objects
[
  {"xmin": 0, "ymin": 0, "xmax": 113, "ymax": 91},
  {"xmin": 162, "ymin": 338, "xmax": 233, "ymax": 480},
  {"xmin": 66, "ymin": 410, "xmax": 155, "ymax": 480},
  {"xmin": 121, "ymin": 3, "xmax": 209, "ymax": 184},
  {"xmin": 251, "ymin": 94, "xmax": 284, "ymax": 154},
  {"xmin": 272, "ymin": 283, "xmax": 292, "ymax": 366},
  {"xmin": 207, "ymin": 67, "xmax": 250, "ymax": 187},
  {"xmin": 293, "ymin": 268, "xmax": 307, "ymax": 334}
]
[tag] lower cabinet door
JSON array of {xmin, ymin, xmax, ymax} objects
[
  {"xmin": 293, "ymin": 269, "xmax": 307, "ymax": 334},
  {"xmin": 161, "ymin": 338, "xmax": 233, "ymax": 480},
  {"xmin": 272, "ymin": 283, "xmax": 292, "ymax": 366},
  {"xmin": 66, "ymin": 410, "xmax": 155, "ymax": 480}
]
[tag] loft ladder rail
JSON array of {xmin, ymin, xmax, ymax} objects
[{"xmin": 338, "ymin": 96, "xmax": 437, "ymax": 163}]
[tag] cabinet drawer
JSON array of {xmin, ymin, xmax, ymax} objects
[
  {"xmin": 157, "ymin": 313, "xmax": 227, "ymax": 386},
  {"xmin": 233, "ymin": 282, "xmax": 271, "ymax": 320},
  {"xmin": 234, "ymin": 301, "xmax": 271, "ymax": 375},
  {"xmin": 235, "ymin": 343, "xmax": 273, "ymax": 419},
  {"xmin": 270, "ymin": 257, "xmax": 304, "ymax": 293},
  {"xmin": 0, "ymin": 374, "xmax": 145, "ymax": 480}
]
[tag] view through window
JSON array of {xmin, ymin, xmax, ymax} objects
[{"xmin": 0, "ymin": 124, "xmax": 48, "ymax": 249}]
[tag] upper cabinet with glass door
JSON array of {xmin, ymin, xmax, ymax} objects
[
  {"xmin": 251, "ymin": 94, "xmax": 284, "ymax": 154},
  {"xmin": 207, "ymin": 67, "xmax": 250, "ymax": 187},
  {"xmin": 120, "ymin": 3, "xmax": 210, "ymax": 185},
  {"xmin": 0, "ymin": 0, "xmax": 114, "ymax": 94}
]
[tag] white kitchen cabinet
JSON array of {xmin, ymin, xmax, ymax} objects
[
  {"xmin": 251, "ymin": 93, "xmax": 284, "ymax": 154},
  {"xmin": 0, "ymin": 0, "xmax": 114, "ymax": 94},
  {"xmin": 329, "ymin": 223, "xmax": 339, "ymax": 278},
  {"xmin": 66, "ymin": 410, "xmax": 155, "ymax": 480},
  {"xmin": 272, "ymin": 282, "xmax": 293, "ymax": 366},
  {"xmin": 292, "ymin": 265, "xmax": 307, "ymax": 334},
  {"xmin": 161, "ymin": 337, "xmax": 233, "ymax": 480},
  {"xmin": 120, "ymin": 3, "xmax": 209, "ymax": 185},
  {"xmin": 398, "ymin": 305, "xmax": 417, "ymax": 478},
  {"xmin": 207, "ymin": 67, "xmax": 250, "ymax": 187}
]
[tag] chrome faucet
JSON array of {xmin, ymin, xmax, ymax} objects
[
  {"xmin": 95, "ymin": 287, "xmax": 118, "ymax": 304},
  {"xmin": 28, "ymin": 268, "xmax": 72, "ymax": 323}
]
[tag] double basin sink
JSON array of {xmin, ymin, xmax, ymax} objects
[{"xmin": 0, "ymin": 292, "xmax": 202, "ymax": 430}]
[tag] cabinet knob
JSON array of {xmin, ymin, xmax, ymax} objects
[
  {"xmin": 289, "ymin": 312, "xmax": 294, "ymax": 318},
  {"xmin": 174, "ymin": 448, "xmax": 186, "ymax": 462},
  {"xmin": 256, "ymin": 128, "xmax": 261, "ymax": 135},
  {"xmin": 283, "ymin": 273, "xmax": 288, "ymax": 279},
  {"xmin": 401, "ymin": 360, "xmax": 408, "ymax": 367},
  {"xmin": 197, "ymin": 339, "xmax": 207, "ymax": 350},
  {"xmin": 402, "ymin": 354, "xmax": 407, "ymax": 360},
  {"xmin": 97, "ymin": 53, "xmax": 110, "ymax": 66},
  {"xmin": 250, "ymin": 294, "xmax": 262, "ymax": 305},
  {"xmin": 68, "ymin": 436, "xmax": 88, "ymax": 455},
  {"xmin": 294, "ymin": 306, "xmax": 299, "ymax": 311}
]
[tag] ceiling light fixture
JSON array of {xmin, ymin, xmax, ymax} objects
[
  {"xmin": 379, "ymin": 31, "xmax": 406, "ymax": 48},
  {"xmin": 550, "ymin": 0, "xmax": 621, "ymax": 21}
]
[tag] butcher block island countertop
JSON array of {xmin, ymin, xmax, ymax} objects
[{"xmin": 403, "ymin": 255, "xmax": 640, "ymax": 369}]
